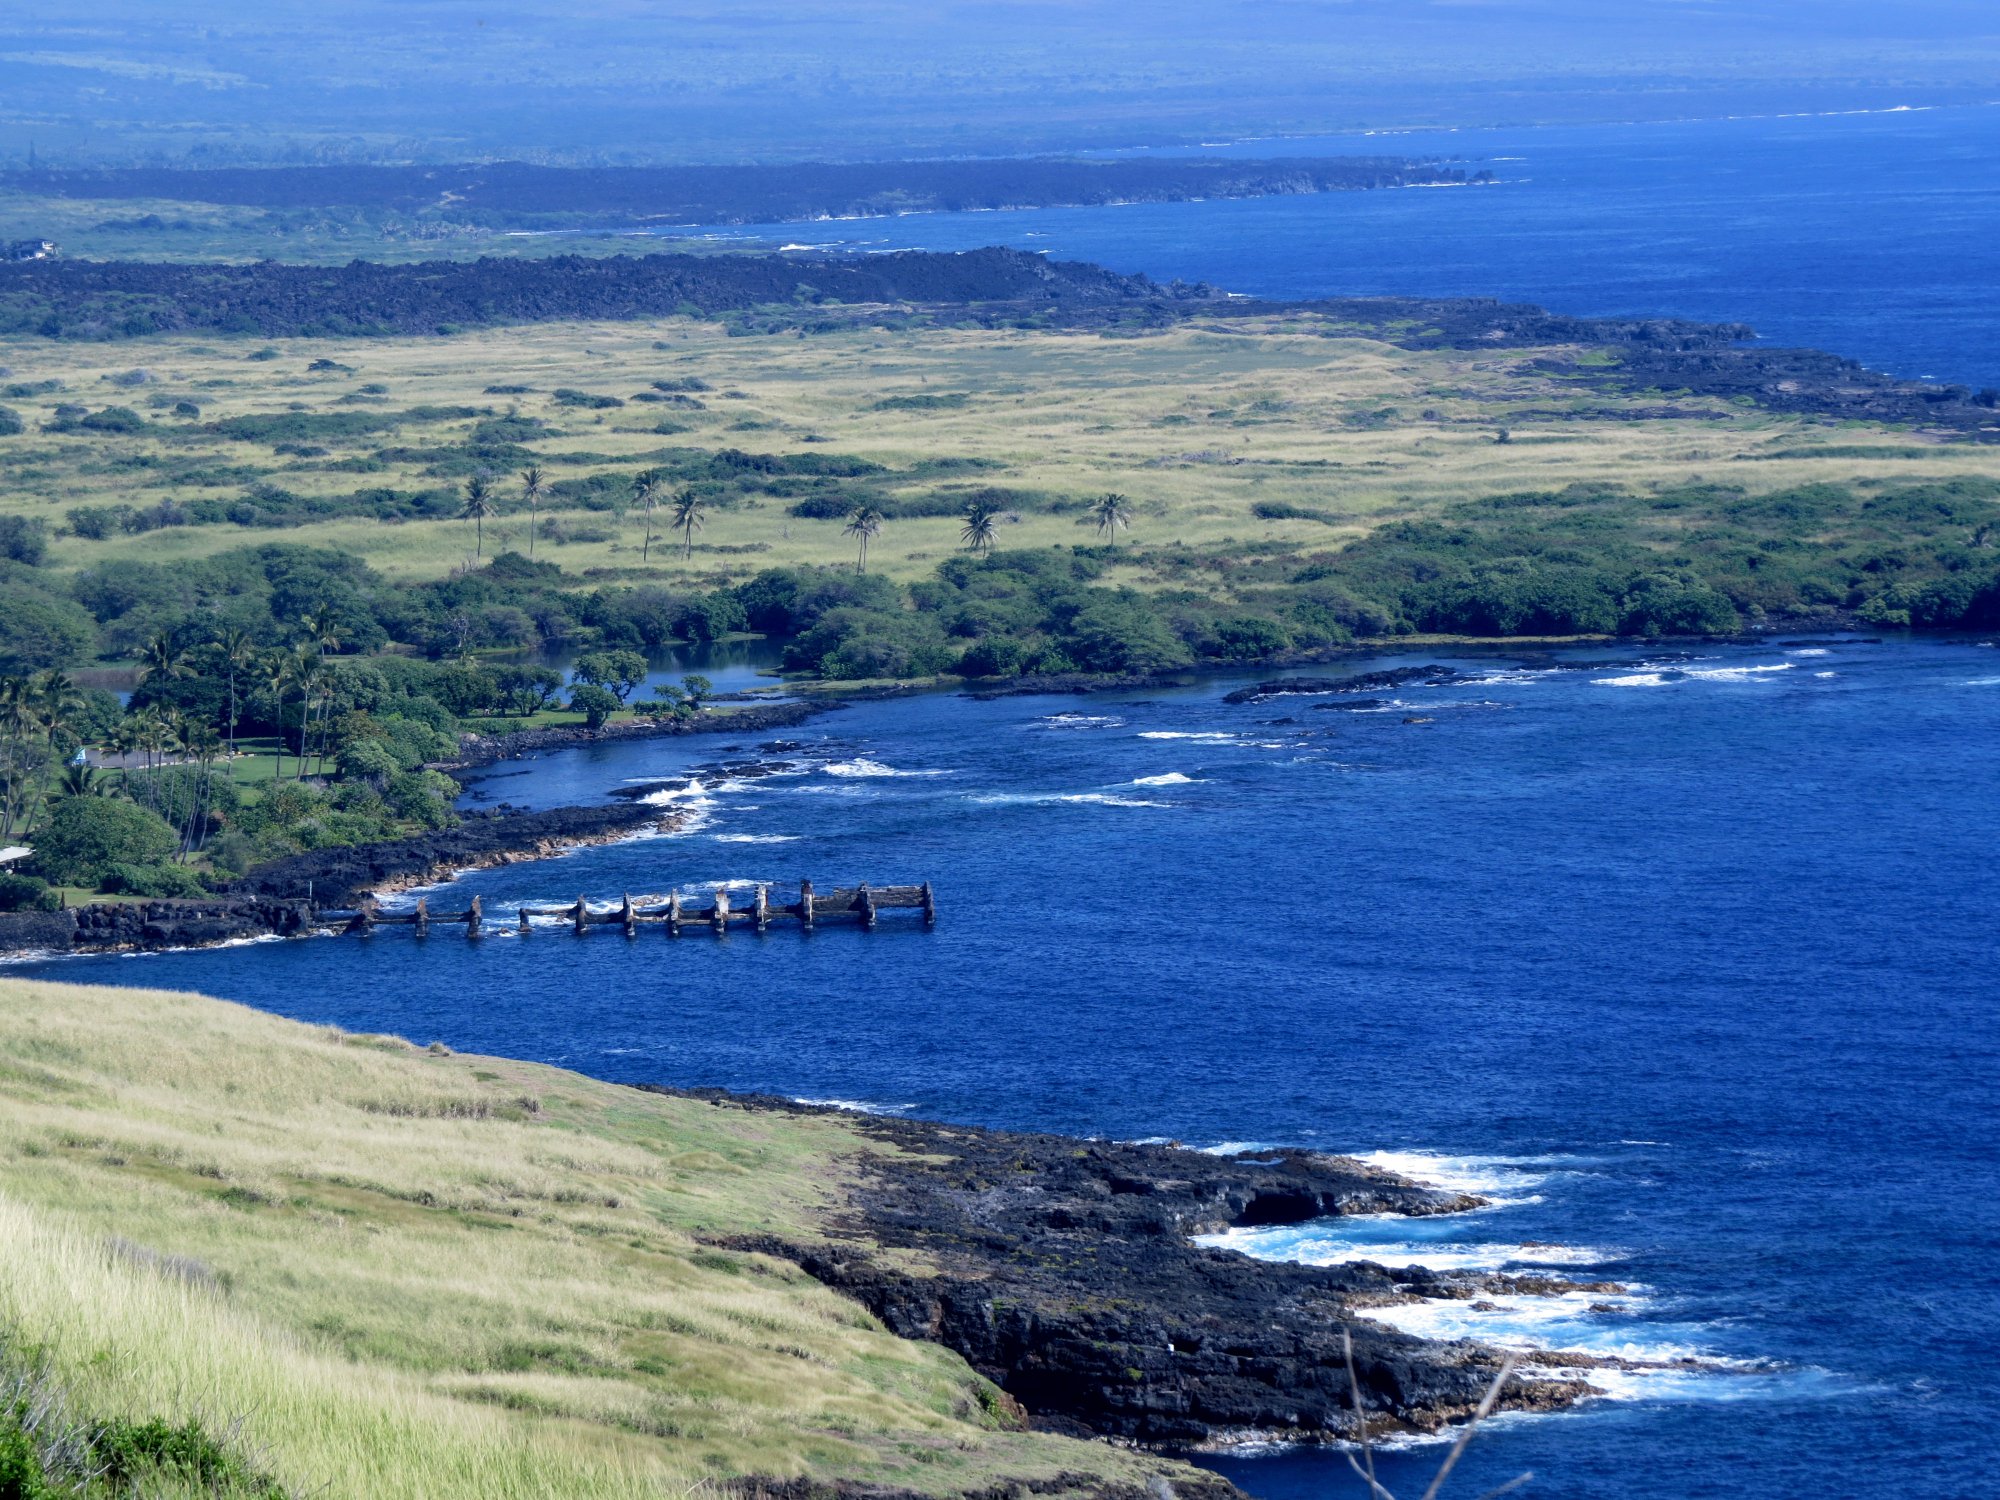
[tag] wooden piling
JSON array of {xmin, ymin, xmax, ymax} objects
[
  {"xmin": 413, "ymin": 896, "xmax": 429, "ymax": 937},
  {"xmin": 712, "ymin": 887, "xmax": 730, "ymax": 935},
  {"xmin": 574, "ymin": 896, "xmax": 588, "ymax": 936}
]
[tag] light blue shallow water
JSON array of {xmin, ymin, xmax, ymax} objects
[
  {"xmin": 652, "ymin": 103, "xmax": 2000, "ymax": 387},
  {"xmin": 25, "ymin": 636, "xmax": 2000, "ymax": 1499}
]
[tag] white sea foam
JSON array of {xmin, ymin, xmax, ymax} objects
[
  {"xmin": 1680, "ymin": 663, "xmax": 1794, "ymax": 682},
  {"xmin": 1787, "ymin": 648, "xmax": 1830, "ymax": 657},
  {"xmin": 1137, "ymin": 730, "xmax": 1238, "ymax": 742},
  {"xmin": 969, "ymin": 792, "xmax": 1171, "ymax": 809},
  {"xmin": 1131, "ymin": 772, "xmax": 1201, "ymax": 786},
  {"xmin": 1197, "ymin": 1223, "xmax": 1616, "ymax": 1272},
  {"xmin": 1593, "ymin": 672, "xmax": 1672, "ymax": 688},
  {"xmin": 1350, "ymin": 1148, "xmax": 1581, "ymax": 1195},
  {"xmin": 1033, "ymin": 713, "xmax": 1124, "ymax": 730},
  {"xmin": 1198, "ymin": 1140, "xmax": 1281, "ymax": 1156},
  {"xmin": 713, "ymin": 833, "xmax": 799, "ymax": 844},
  {"xmin": 641, "ymin": 777, "xmax": 711, "ymax": 805},
  {"xmin": 1595, "ymin": 662, "xmax": 1794, "ymax": 689},
  {"xmin": 792, "ymin": 1097, "xmax": 917, "ymax": 1116},
  {"xmin": 1364, "ymin": 1290, "xmax": 1727, "ymax": 1366},
  {"xmin": 823, "ymin": 758, "xmax": 949, "ymax": 778}
]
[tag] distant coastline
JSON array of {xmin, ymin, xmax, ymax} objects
[{"xmin": 0, "ymin": 155, "xmax": 1489, "ymax": 232}]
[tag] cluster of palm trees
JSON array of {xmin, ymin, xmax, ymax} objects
[
  {"xmin": 0, "ymin": 670, "xmax": 84, "ymax": 840},
  {"xmin": 465, "ymin": 463, "xmax": 1132, "ymax": 573},
  {"xmin": 137, "ymin": 610, "xmax": 348, "ymax": 780},
  {"xmin": 465, "ymin": 467, "xmax": 712, "ymax": 564}
]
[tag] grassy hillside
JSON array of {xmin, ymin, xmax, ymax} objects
[
  {"xmin": 2, "ymin": 315, "xmax": 1994, "ymax": 590},
  {"xmin": 0, "ymin": 976, "xmax": 1194, "ymax": 1499}
]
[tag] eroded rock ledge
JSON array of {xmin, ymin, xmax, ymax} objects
[{"xmin": 666, "ymin": 1093, "xmax": 1589, "ymax": 1449}]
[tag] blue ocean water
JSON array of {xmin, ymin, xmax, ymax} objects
[
  {"xmin": 23, "ymin": 637, "xmax": 2000, "ymax": 1500},
  {"xmin": 655, "ymin": 103, "xmax": 2000, "ymax": 388}
]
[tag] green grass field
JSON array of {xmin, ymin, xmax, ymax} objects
[
  {"xmin": 4, "ymin": 315, "xmax": 1993, "ymax": 604},
  {"xmin": 0, "ymin": 976, "xmax": 1203, "ymax": 1499}
]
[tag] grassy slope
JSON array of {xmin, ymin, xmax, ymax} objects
[
  {"xmin": 0, "ymin": 975, "xmax": 1191, "ymax": 1499},
  {"xmin": 2, "ymin": 317, "xmax": 1994, "ymax": 600}
]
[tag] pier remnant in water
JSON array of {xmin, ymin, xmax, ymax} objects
[{"xmin": 332, "ymin": 882, "xmax": 936, "ymax": 938}]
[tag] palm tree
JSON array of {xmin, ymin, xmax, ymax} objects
[
  {"xmin": 260, "ymin": 653, "xmax": 293, "ymax": 781},
  {"xmin": 299, "ymin": 607, "xmax": 342, "ymax": 656},
  {"xmin": 844, "ymin": 505, "xmax": 884, "ymax": 574},
  {"xmin": 288, "ymin": 646, "xmax": 322, "ymax": 781},
  {"xmin": 56, "ymin": 762, "xmax": 106, "ymax": 799},
  {"xmin": 671, "ymin": 489, "xmax": 706, "ymax": 561},
  {"xmin": 520, "ymin": 464, "xmax": 545, "ymax": 560},
  {"xmin": 461, "ymin": 475, "xmax": 498, "ymax": 557},
  {"xmin": 215, "ymin": 627, "xmax": 257, "ymax": 758},
  {"xmin": 139, "ymin": 629, "xmax": 192, "ymax": 687},
  {"xmin": 633, "ymin": 471, "xmax": 662, "ymax": 563},
  {"xmin": 1091, "ymin": 492, "xmax": 1133, "ymax": 546},
  {"xmin": 24, "ymin": 671, "xmax": 83, "ymax": 832},
  {"xmin": 960, "ymin": 501, "xmax": 998, "ymax": 556},
  {"xmin": 0, "ymin": 676, "xmax": 35, "ymax": 838}
]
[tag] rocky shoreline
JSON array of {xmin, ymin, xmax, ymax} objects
[
  {"xmin": 445, "ymin": 698, "xmax": 831, "ymax": 772},
  {"xmin": 673, "ymin": 1091, "xmax": 1624, "ymax": 1450}
]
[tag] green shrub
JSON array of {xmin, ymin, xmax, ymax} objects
[
  {"xmin": 28, "ymin": 798, "xmax": 180, "ymax": 887},
  {"xmin": 0, "ymin": 872, "xmax": 59, "ymax": 913},
  {"xmin": 0, "ymin": 1420, "xmax": 49, "ymax": 1499},
  {"xmin": 567, "ymin": 684, "xmax": 621, "ymax": 730},
  {"xmin": 99, "ymin": 862, "xmax": 206, "ymax": 899}
]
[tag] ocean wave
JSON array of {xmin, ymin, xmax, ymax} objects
[
  {"xmin": 1137, "ymin": 730, "xmax": 1238, "ymax": 743},
  {"xmin": 1033, "ymin": 713, "xmax": 1125, "ymax": 730},
  {"xmin": 1197, "ymin": 1140, "xmax": 1281, "ymax": 1156},
  {"xmin": 1197, "ymin": 1223, "xmax": 1617, "ymax": 1272},
  {"xmin": 969, "ymin": 792, "xmax": 1172, "ymax": 809},
  {"xmin": 641, "ymin": 778, "xmax": 713, "ymax": 805},
  {"xmin": 1680, "ymin": 663, "xmax": 1795, "ymax": 682},
  {"xmin": 1593, "ymin": 672, "xmax": 1672, "ymax": 688},
  {"xmin": 713, "ymin": 833, "xmax": 799, "ymax": 844},
  {"xmin": 1594, "ymin": 662, "xmax": 1795, "ymax": 688},
  {"xmin": 823, "ymin": 758, "xmax": 951, "ymax": 778},
  {"xmin": 1350, "ymin": 1148, "xmax": 1585, "ymax": 1195},
  {"xmin": 1364, "ymin": 1289, "xmax": 1725, "ymax": 1366},
  {"xmin": 1132, "ymin": 772, "xmax": 1202, "ymax": 786},
  {"xmin": 792, "ymin": 1096, "xmax": 917, "ymax": 1116}
]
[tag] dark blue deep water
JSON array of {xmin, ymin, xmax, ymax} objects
[
  {"xmin": 661, "ymin": 103, "xmax": 2000, "ymax": 388},
  {"xmin": 23, "ymin": 638, "xmax": 2000, "ymax": 1500}
]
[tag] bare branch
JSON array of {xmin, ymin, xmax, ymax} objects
[
  {"xmin": 1472, "ymin": 1474, "xmax": 1534, "ymax": 1500},
  {"xmin": 1418, "ymin": 1356, "xmax": 1517, "ymax": 1500},
  {"xmin": 1343, "ymin": 1327, "xmax": 1389, "ymax": 1500}
]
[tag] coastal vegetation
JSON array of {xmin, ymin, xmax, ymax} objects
[
  {"xmin": 0, "ymin": 292, "xmax": 1994, "ymax": 900},
  {"xmin": 0, "ymin": 314, "xmax": 1992, "ymax": 689},
  {"xmin": 0, "ymin": 975, "xmax": 1209, "ymax": 1498}
]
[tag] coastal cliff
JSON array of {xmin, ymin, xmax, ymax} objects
[{"xmin": 0, "ymin": 976, "xmax": 1582, "ymax": 1500}]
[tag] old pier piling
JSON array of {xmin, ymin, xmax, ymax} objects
[{"xmin": 335, "ymin": 882, "xmax": 935, "ymax": 939}]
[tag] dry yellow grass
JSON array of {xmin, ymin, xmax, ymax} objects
[
  {"xmin": 0, "ymin": 975, "xmax": 1190, "ymax": 1498},
  {"xmin": 2, "ymin": 316, "xmax": 1991, "ymax": 594}
]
